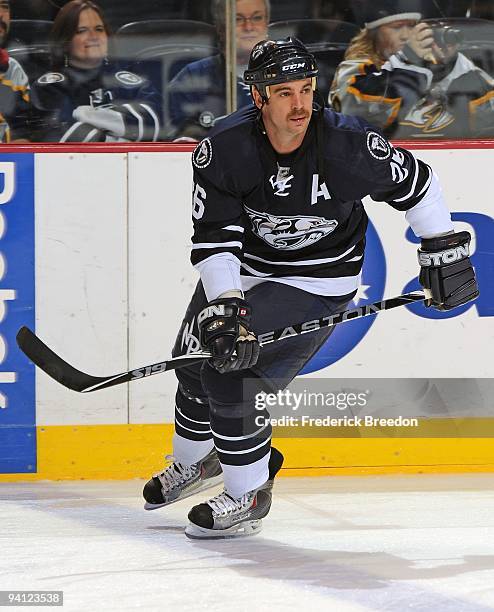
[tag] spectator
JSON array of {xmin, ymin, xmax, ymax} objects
[
  {"xmin": 166, "ymin": 0, "xmax": 269, "ymax": 140},
  {"xmin": 329, "ymin": 0, "xmax": 494, "ymax": 137},
  {"xmin": 0, "ymin": 0, "xmax": 31, "ymax": 142},
  {"xmin": 30, "ymin": 0, "xmax": 161, "ymax": 142}
]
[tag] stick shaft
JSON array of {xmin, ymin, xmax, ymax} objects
[
  {"xmin": 259, "ymin": 291, "xmax": 425, "ymax": 345},
  {"xmin": 16, "ymin": 291, "xmax": 425, "ymax": 393}
]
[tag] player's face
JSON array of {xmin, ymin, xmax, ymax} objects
[
  {"xmin": 69, "ymin": 8, "xmax": 108, "ymax": 69},
  {"xmin": 236, "ymin": 0, "xmax": 268, "ymax": 62},
  {"xmin": 260, "ymin": 78, "xmax": 313, "ymax": 146},
  {"xmin": 376, "ymin": 20, "xmax": 416, "ymax": 58},
  {"xmin": 0, "ymin": 1, "xmax": 10, "ymax": 47}
]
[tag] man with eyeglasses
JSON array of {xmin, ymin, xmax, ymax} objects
[
  {"xmin": 234, "ymin": 0, "xmax": 270, "ymax": 67},
  {"xmin": 167, "ymin": 0, "xmax": 270, "ymax": 141},
  {"xmin": 0, "ymin": 0, "xmax": 31, "ymax": 142}
]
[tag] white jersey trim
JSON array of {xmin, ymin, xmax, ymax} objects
[
  {"xmin": 194, "ymin": 252, "xmax": 242, "ymax": 301},
  {"xmin": 175, "ymin": 406, "xmax": 210, "ymax": 425},
  {"xmin": 415, "ymin": 169, "xmax": 433, "ymax": 199},
  {"xmin": 192, "ymin": 241, "xmax": 243, "ymax": 250},
  {"xmin": 176, "ymin": 421, "xmax": 212, "ymax": 435},
  {"xmin": 214, "ymin": 436, "xmax": 271, "ymax": 455},
  {"xmin": 243, "ymin": 244, "xmax": 356, "ymax": 266},
  {"xmin": 405, "ymin": 171, "xmax": 454, "ymax": 238},
  {"xmin": 240, "ymin": 273, "xmax": 361, "ymax": 296},
  {"xmin": 240, "ymin": 262, "xmax": 271, "ymax": 277},
  {"xmin": 392, "ymin": 156, "xmax": 420, "ymax": 203},
  {"xmin": 222, "ymin": 225, "xmax": 245, "ymax": 233},
  {"xmin": 211, "ymin": 424, "xmax": 270, "ymax": 441}
]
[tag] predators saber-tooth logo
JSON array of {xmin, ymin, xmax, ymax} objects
[
  {"xmin": 400, "ymin": 100, "xmax": 455, "ymax": 133},
  {"xmin": 245, "ymin": 206, "xmax": 338, "ymax": 250}
]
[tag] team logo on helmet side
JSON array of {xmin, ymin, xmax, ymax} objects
[
  {"xmin": 193, "ymin": 138, "xmax": 213, "ymax": 169},
  {"xmin": 245, "ymin": 206, "xmax": 337, "ymax": 250},
  {"xmin": 251, "ymin": 44, "xmax": 265, "ymax": 60},
  {"xmin": 366, "ymin": 131, "xmax": 391, "ymax": 160},
  {"xmin": 115, "ymin": 71, "xmax": 143, "ymax": 86},
  {"xmin": 37, "ymin": 72, "xmax": 65, "ymax": 84}
]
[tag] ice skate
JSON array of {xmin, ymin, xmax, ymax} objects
[
  {"xmin": 185, "ymin": 447, "xmax": 284, "ymax": 539},
  {"xmin": 143, "ymin": 448, "xmax": 223, "ymax": 510}
]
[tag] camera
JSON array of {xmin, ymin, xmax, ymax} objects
[{"xmin": 432, "ymin": 24, "xmax": 463, "ymax": 49}]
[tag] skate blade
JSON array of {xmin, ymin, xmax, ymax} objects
[
  {"xmin": 143, "ymin": 474, "xmax": 223, "ymax": 511},
  {"xmin": 184, "ymin": 519, "xmax": 262, "ymax": 540}
]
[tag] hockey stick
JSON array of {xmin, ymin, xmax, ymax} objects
[{"xmin": 16, "ymin": 291, "xmax": 425, "ymax": 393}]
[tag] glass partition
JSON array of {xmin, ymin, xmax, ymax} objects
[
  {"xmin": 329, "ymin": 15, "xmax": 494, "ymax": 139},
  {"xmin": 3, "ymin": 0, "xmax": 493, "ymax": 142}
]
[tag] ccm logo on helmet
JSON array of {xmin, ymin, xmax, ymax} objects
[
  {"xmin": 418, "ymin": 245, "xmax": 470, "ymax": 266},
  {"xmin": 282, "ymin": 62, "xmax": 306, "ymax": 71}
]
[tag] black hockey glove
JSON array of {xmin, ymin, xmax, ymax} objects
[
  {"xmin": 418, "ymin": 230, "xmax": 479, "ymax": 311},
  {"xmin": 198, "ymin": 297, "xmax": 260, "ymax": 373}
]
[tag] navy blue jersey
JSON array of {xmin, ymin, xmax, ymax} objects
[
  {"xmin": 167, "ymin": 54, "xmax": 253, "ymax": 140},
  {"xmin": 190, "ymin": 105, "xmax": 433, "ymax": 298},
  {"xmin": 30, "ymin": 62, "xmax": 161, "ymax": 142}
]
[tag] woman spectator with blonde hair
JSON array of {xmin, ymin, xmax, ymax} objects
[{"xmin": 329, "ymin": 0, "xmax": 494, "ymax": 138}]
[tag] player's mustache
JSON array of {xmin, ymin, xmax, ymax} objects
[{"xmin": 287, "ymin": 110, "xmax": 310, "ymax": 119}]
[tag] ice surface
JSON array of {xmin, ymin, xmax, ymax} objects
[{"xmin": 2, "ymin": 474, "xmax": 494, "ymax": 611}]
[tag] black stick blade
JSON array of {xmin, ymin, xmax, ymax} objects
[
  {"xmin": 16, "ymin": 326, "xmax": 112, "ymax": 392},
  {"xmin": 16, "ymin": 326, "xmax": 210, "ymax": 393}
]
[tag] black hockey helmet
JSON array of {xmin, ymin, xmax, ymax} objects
[{"xmin": 243, "ymin": 37, "xmax": 318, "ymax": 101}]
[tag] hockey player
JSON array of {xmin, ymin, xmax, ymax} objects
[{"xmin": 143, "ymin": 37, "xmax": 479, "ymax": 539}]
